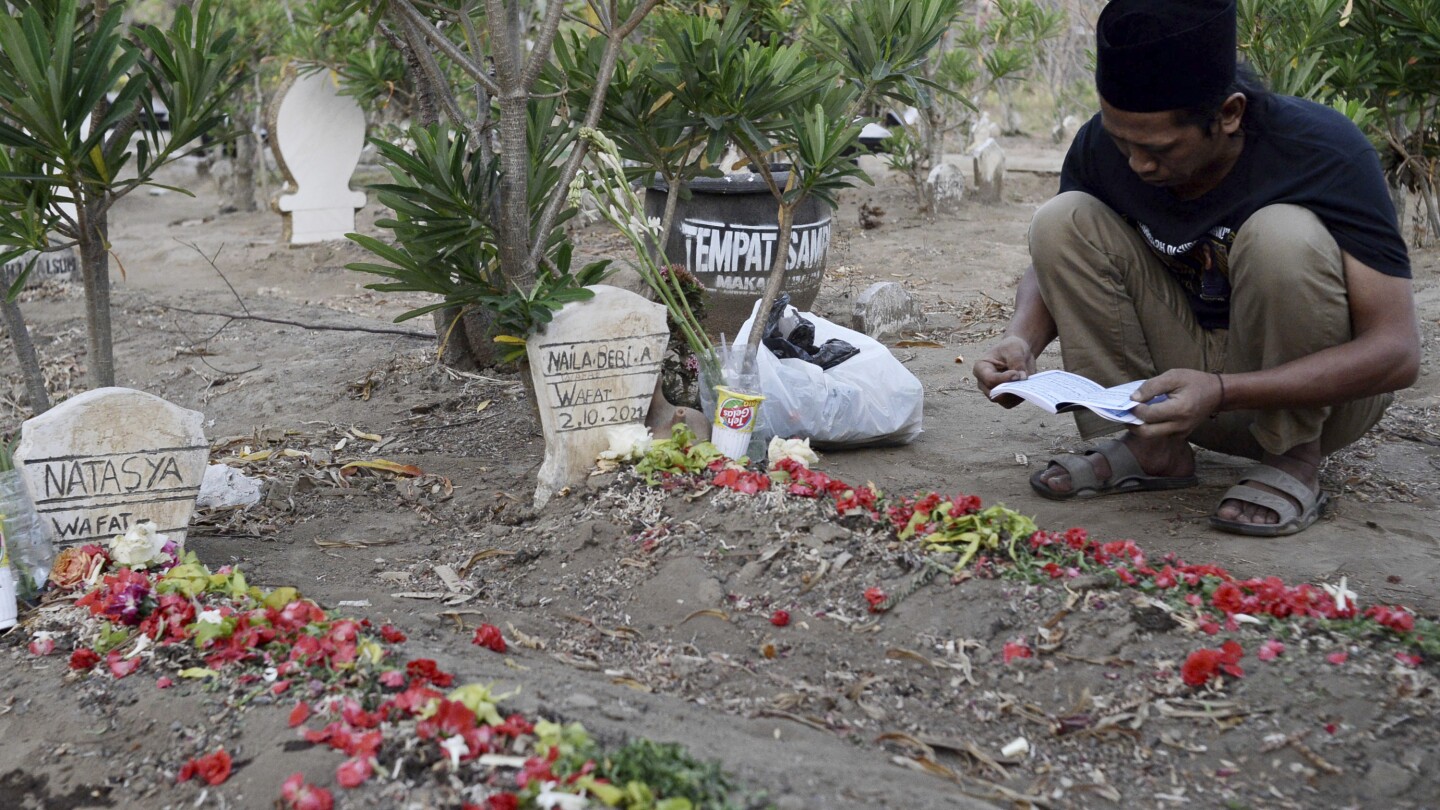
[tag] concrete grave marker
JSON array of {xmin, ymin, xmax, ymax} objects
[
  {"xmin": 926, "ymin": 162, "xmax": 965, "ymax": 214},
  {"xmin": 529, "ymin": 285, "xmax": 668, "ymax": 506},
  {"xmin": 14, "ymin": 388, "xmax": 208, "ymax": 549},
  {"xmin": 967, "ymin": 112, "xmax": 1001, "ymax": 153},
  {"xmin": 853, "ymin": 281, "xmax": 925, "ymax": 341},
  {"xmin": 269, "ymin": 69, "xmax": 367, "ymax": 244},
  {"xmin": 1, "ymin": 248, "xmax": 78, "ymax": 289},
  {"xmin": 973, "ymin": 138, "xmax": 1006, "ymax": 204}
]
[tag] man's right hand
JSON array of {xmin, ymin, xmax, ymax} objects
[{"xmin": 974, "ymin": 335, "xmax": 1035, "ymax": 407}]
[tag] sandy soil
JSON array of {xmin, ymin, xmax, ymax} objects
[{"xmin": 0, "ymin": 139, "xmax": 1437, "ymax": 809}]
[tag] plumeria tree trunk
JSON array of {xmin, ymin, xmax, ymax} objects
[
  {"xmin": 0, "ymin": 293, "xmax": 49, "ymax": 413},
  {"xmin": 77, "ymin": 201, "xmax": 115, "ymax": 389}
]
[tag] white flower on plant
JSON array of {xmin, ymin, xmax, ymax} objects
[
  {"xmin": 596, "ymin": 424, "xmax": 652, "ymax": 463},
  {"xmin": 566, "ymin": 175, "xmax": 586, "ymax": 207},
  {"xmin": 108, "ymin": 521, "xmax": 170, "ymax": 568},
  {"xmin": 535, "ymin": 784, "xmax": 590, "ymax": 810},
  {"xmin": 768, "ymin": 436, "xmax": 820, "ymax": 468},
  {"xmin": 440, "ymin": 734, "xmax": 469, "ymax": 768}
]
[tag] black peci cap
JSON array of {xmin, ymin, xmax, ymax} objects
[{"xmin": 1096, "ymin": 0, "xmax": 1237, "ymax": 113}]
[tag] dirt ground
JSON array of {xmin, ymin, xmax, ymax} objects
[{"xmin": 0, "ymin": 138, "xmax": 1437, "ymax": 809}]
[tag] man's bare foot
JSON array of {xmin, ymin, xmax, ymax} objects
[
  {"xmin": 1213, "ymin": 442, "xmax": 1322, "ymax": 528},
  {"xmin": 1034, "ymin": 433, "xmax": 1195, "ymax": 495}
]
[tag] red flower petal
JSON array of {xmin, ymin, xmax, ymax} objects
[
  {"xmin": 28, "ymin": 638, "xmax": 55, "ymax": 656},
  {"xmin": 156, "ymin": 677, "xmax": 174, "ymax": 689},
  {"xmin": 198, "ymin": 749, "xmax": 232, "ymax": 785},
  {"xmin": 1181, "ymin": 649, "xmax": 1222, "ymax": 687},
  {"xmin": 288, "ymin": 702, "xmax": 312, "ymax": 728},
  {"xmin": 106, "ymin": 650, "xmax": 141, "ymax": 679},
  {"xmin": 1002, "ymin": 640, "xmax": 1033, "ymax": 665},
  {"xmin": 1327, "ymin": 650, "xmax": 1349, "ymax": 665},
  {"xmin": 69, "ymin": 648, "xmax": 100, "ymax": 671},
  {"xmin": 472, "ymin": 624, "xmax": 507, "ymax": 654},
  {"xmin": 1257, "ymin": 640, "xmax": 1285, "ymax": 662},
  {"xmin": 863, "ymin": 587, "xmax": 887, "ymax": 613},
  {"xmin": 770, "ymin": 610, "xmax": 790, "ymax": 627},
  {"xmin": 1220, "ymin": 640, "xmax": 1244, "ymax": 664},
  {"xmin": 336, "ymin": 757, "xmax": 372, "ymax": 788}
]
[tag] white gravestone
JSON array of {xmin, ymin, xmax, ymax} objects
[
  {"xmin": 269, "ymin": 69, "xmax": 367, "ymax": 245},
  {"xmin": 529, "ymin": 286, "xmax": 669, "ymax": 507},
  {"xmin": 853, "ymin": 281, "xmax": 926, "ymax": 341},
  {"xmin": 1, "ymin": 248, "xmax": 78, "ymax": 288},
  {"xmin": 925, "ymin": 162, "xmax": 965, "ymax": 215},
  {"xmin": 973, "ymin": 138, "xmax": 1006, "ymax": 204},
  {"xmin": 14, "ymin": 388, "xmax": 208, "ymax": 549}
]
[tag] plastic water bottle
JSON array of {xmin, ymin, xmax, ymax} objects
[{"xmin": 0, "ymin": 531, "xmax": 17, "ymax": 631}]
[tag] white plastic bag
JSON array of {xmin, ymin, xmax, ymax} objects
[{"xmin": 734, "ymin": 300, "xmax": 924, "ymax": 448}]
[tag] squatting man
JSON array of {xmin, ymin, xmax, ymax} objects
[{"xmin": 973, "ymin": 0, "xmax": 1420, "ymax": 536}]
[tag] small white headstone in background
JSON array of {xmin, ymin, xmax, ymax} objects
[
  {"xmin": 1053, "ymin": 114, "xmax": 1082, "ymax": 147},
  {"xmin": 973, "ymin": 138, "xmax": 1006, "ymax": 204},
  {"xmin": 853, "ymin": 282, "xmax": 925, "ymax": 342},
  {"xmin": 14, "ymin": 388, "xmax": 208, "ymax": 550},
  {"xmin": 1, "ymin": 248, "xmax": 78, "ymax": 288},
  {"xmin": 269, "ymin": 69, "xmax": 367, "ymax": 244},
  {"xmin": 967, "ymin": 112, "xmax": 1002, "ymax": 153},
  {"xmin": 196, "ymin": 464, "xmax": 263, "ymax": 510},
  {"xmin": 529, "ymin": 285, "xmax": 669, "ymax": 507},
  {"xmin": 926, "ymin": 163, "xmax": 965, "ymax": 215}
]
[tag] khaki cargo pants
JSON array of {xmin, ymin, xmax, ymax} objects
[{"xmin": 1029, "ymin": 190, "xmax": 1390, "ymax": 460}]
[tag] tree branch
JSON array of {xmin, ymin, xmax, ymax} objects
[
  {"xmin": 157, "ymin": 305, "xmax": 438, "ymax": 339},
  {"xmin": 521, "ymin": 0, "xmax": 569, "ymax": 91},
  {"xmin": 525, "ymin": 0, "xmax": 663, "ymax": 269},
  {"xmin": 397, "ymin": 10, "xmax": 477, "ymax": 139},
  {"xmin": 392, "ymin": 0, "xmax": 501, "ymax": 97}
]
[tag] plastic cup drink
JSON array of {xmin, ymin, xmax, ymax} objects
[{"xmin": 711, "ymin": 386, "xmax": 765, "ymax": 460}]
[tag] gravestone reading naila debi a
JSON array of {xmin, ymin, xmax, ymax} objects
[
  {"xmin": 14, "ymin": 388, "xmax": 208, "ymax": 549},
  {"xmin": 269, "ymin": 68, "xmax": 367, "ymax": 245},
  {"xmin": 529, "ymin": 286, "xmax": 669, "ymax": 507}
]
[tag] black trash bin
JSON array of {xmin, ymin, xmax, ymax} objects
[{"xmin": 645, "ymin": 172, "xmax": 833, "ymax": 339}]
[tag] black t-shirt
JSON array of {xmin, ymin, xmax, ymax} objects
[{"xmin": 1059, "ymin": 95, "xmax": 1410, "ymax": 330}]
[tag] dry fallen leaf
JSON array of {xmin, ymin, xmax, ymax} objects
[
  {"xmin": 339, "ymin": 459, "xmax": 425, "ymax": 477},
  {"xmin": 895, "ymin": 339, "xmax": 944, "ymax": 348},
  {"xmin": 476, "ymin": 399, "xmax": 492, "ymax": 412},
  {"xmin": 314, "ymin": 537, "xmax": 395, "ymax": 549},
  {"xmin": 678, "ymin": 608, "xmax": 730, "ymax": 625}
]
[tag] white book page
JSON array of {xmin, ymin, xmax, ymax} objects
[{"xmin": 992, "ymin": 370, "xmax": 1141, "ymax": 411}]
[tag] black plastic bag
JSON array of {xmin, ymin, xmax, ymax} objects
[{"xmin": 760, "ymin": 294, "xmax": 859, "ymax": 370}]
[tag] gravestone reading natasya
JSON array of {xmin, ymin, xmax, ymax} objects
[
  {"xmin": 529, "ymin": 286, "xmax": 669, "ymax": 506},
  {"xmin": 269, "ymin": 68, "xmax": 367, "ymax": 245},
  {"xmin": 14, "ymin": 388, "xmax": 208, "ymax": 549}
]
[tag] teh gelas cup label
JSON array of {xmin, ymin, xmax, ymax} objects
[{"xmin": 718, "ymin": 397, "xmax": 755, "ymax": 431}]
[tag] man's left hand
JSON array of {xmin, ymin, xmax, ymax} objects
[{"xmin": 1128, "ymin": 369, "xmax": 1224, "ymax": 439}]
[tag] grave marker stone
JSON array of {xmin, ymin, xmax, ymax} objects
[
  {"xmin": 853, "ymin": 282, "xmax": 925, "ymax": 341},
  {"xmin": 14, "ymin": 388, "xmax": 208, "ymax": 549},
  {"xmin": 973, "ymin": 138, "xmax": 1006, "ymax": 204},
  {"xmin": 926, "ymin": 163, "xmax": 965, "ymax": 214},
  {"xmin": 1, "ymin": 248, "xmax": 78, "ymax": 288},
  {"xmin": 529, "ymin": 286, "xmax": 668, "ymax": 507},
  {"xmin": 269, "ymin": 69, "xmax": 367, "ymax": 244}
]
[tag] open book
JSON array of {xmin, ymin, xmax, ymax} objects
[{"xmin": 989, "ymin": 370, "xmax": 1150, "ymax": 425}]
